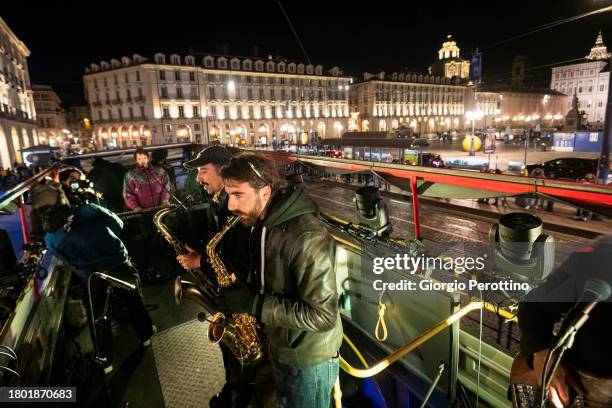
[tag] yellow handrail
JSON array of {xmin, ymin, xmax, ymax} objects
[{"xmin": 340, "ymin": 301, "xmax": 484, "ymax": 378}]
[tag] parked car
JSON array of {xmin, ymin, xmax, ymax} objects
[{"xmin": 525, "ymin": 157, "xmax": 598, "ymax": 180}]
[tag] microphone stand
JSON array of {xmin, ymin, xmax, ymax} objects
[
  {"xmin": 85, "ymin": 272, "xmax": 137, "ymax": 407},
  {"xmin": 539, "ymin": 303, "xmax": 599, "ymax": 408}
]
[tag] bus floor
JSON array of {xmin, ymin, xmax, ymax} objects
[{"xmin": 53, "ymin": 275, "xmax": 206, "ymax": 408}]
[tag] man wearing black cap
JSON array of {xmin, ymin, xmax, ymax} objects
[{"xmin": 178, "ymin": 146, "xmax": 257, "ymax": 408}]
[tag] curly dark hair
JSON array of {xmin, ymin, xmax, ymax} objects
[
  {"xmin": 220, "ymin": 153, "xmax": 280, "ymax": 191},
  {"xmin": 133, "ymin": 147, "xmax": 149, "ymax": 159}
]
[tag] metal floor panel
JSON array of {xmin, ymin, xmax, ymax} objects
[{"xmin": 152, "ymin": 319, "xmax": 224, "ymax": 408}]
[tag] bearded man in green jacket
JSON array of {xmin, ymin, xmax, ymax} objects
[{"xmin": 215, "ymin": 153, "xmax": 342, "ymax": 408}]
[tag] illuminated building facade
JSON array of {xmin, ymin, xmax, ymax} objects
[
  {"xmin": 83, "ymin": 53, "xmax": 350, "ymax": 148},
  {"xmin": 32, "ymin": 84, "xmax": 69, "ymax": 147},
  {"xmin": 473, "ymin": 86, "xmax": 570, "ymax": 129},
  {"xmin": 0, "ymin": 17, "xmax": 37, "ymax": 168},
  {"xmin": 550, "ymin": 31, "xmax": 610, "ymax": 126},
  {"xmin": 349, "ymin": 71, "xmax": 467, "ymax": 133}
]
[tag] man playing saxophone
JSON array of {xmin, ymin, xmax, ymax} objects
[
  {"xmin": 175, "ymin": 146, "xmax": 256, "ymax": 408},
  {"xmin": 217, "ymin": 153, "xmax": 342, "ymax": 408}
]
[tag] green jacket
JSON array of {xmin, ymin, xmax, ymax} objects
[{"xmin": 256, "ymin": 186, "xmax": 343, "ymax": 368}]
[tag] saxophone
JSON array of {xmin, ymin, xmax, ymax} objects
[{"xmin": 154, "ymin": 207, "xmax": 265, "ymax": 366}]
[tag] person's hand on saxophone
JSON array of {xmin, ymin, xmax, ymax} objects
[{"xmin": 177, "ymin": 245, "xmax": 201, "ymax": 271}]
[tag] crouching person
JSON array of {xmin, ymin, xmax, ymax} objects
[{"xmin": 31, "ymin": 182, "xmax": 155, "ymax": 372}]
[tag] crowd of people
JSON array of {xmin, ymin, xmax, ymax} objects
[{"xmin": 0, "ymin": 162, "xmax": 44, "ymax": 190}]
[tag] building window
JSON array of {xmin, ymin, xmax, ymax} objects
[
  {"xmin": 193, "ymin": 106, "xmax": 199, "ymax": 117},
  {"xmin": 600, "ymin": 85, "xmax": 605, "ymax": 92},
  {"xmin": 578, "ymin": 87, "xmax": 583, "ymax": 93},
  {"xmin": 125, "ymin": 73, "xmax": 129, "ymax": 83},
  {"xmin": 189, "ymin": 72, "xmax": 195, "ymax": 81},
  {"xmin": 140, "ymin": 106, "xmax": 145, "ymax": 118},
  {"xmin": 128, "ymin": 107, "xmax": 133, "ymax": 119},
  {"xmin": 136, "ymin": 71, "xmax": 141, "ymax": 82},
  {"xmin": 588, "ymin": 86, "xmax": 593, "ymax": 93},
  {"xmin": 178, "ymin": 106, "xmax": 185, "ymax": 118},
  {"xmin": 175, "ymin": 71, "xmax": 181, "ymax": 81},
  {"xmin": 208, "ymin": 86, "xmax": 216, "ymax": 100},
  {"xmin": 160, "ymin": 86, "xmax": 168, "ymax": 98},
  {"xmin": 160, "ymin": 71, "xmax": 166, "ymax": 80},
  {"xmin": 194, "ymin": 123, "xmax": 201, "ymax": 131},
  {"xmin": 247, "ymin": 88, "xmax": 253, "ymax": 100},
  {"xmin": 165, "ymin": 124, "xmax": 172, "ymax": 133},
  {"xmin": 190, "ymin": 86, "xmax": 198, "ymax": 99},
  {"xmin": 177, "ymin": 87, "xmax": 183, "ymax": 98},
  {"xmin": 598, "ymin": 101, "xmax": 604, "ymax": 107},
  {"xmin": 163, "ymin": 107, "xmax": 170, "ymax": 118}
]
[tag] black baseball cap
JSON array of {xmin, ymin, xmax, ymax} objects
[{"xmin": 184, "ymin": 146, "xmax": 232, "ymax": 170}]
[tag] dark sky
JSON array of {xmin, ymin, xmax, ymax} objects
[{"xmin": 2, "ymin": 1, "xmax": 610, "ymax": 105}]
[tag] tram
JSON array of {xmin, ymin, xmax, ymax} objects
[{"xmin": 1, "ymin": 143, "xmax": 611, "ymax": 407}]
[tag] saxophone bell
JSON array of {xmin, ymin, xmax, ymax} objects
[{"xmin": 173, "ymin": 276, "xmax": 218, "ymax": 313}]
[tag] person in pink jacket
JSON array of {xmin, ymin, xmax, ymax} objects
[{"xmin": 123, "ymin": 148, "xmax": 171, "ymax": 211}]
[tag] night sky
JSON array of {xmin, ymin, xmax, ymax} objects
[{"xmin": 2, "ymin": 1, "xmax": 610, "ymax": 105}]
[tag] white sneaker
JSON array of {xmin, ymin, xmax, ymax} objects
[{"xmin": 104, "ymin": 365, "xmax": 113, "ymax": 375}]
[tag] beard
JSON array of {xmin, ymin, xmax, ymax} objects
[{"xmin": 234, "ymin": 197, "xmax": 264, "ymax": 227}]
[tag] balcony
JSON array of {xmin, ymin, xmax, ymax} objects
[
  {"xmin": 92, "ymin": 101, "xmax": 102, "ymax": 107},
  {"xmin": 0, "ymin": 109, "xmax": 37, "ymax": 125},
  {"xmin": 131, "ymin": 96, "xmax": 145, "ymax": 103}
]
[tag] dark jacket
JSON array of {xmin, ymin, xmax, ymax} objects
[
  {"xmin": 518, "ymin": 235, "xmax": 612, "ymax": 376},
  {"xmin": 254, "ymin": 186, "xmax": 342, "ymax": 368},
  {"xmin": 88, "ymin": 157, "xmax": 127, "ymax": 213},
  {"xmin": 199, "ymin": 189, "xmax": 251, "ymax": 283},
  {"xmin": 44, "ymin": 204, "xmax": 129, "ymax": 280}
]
